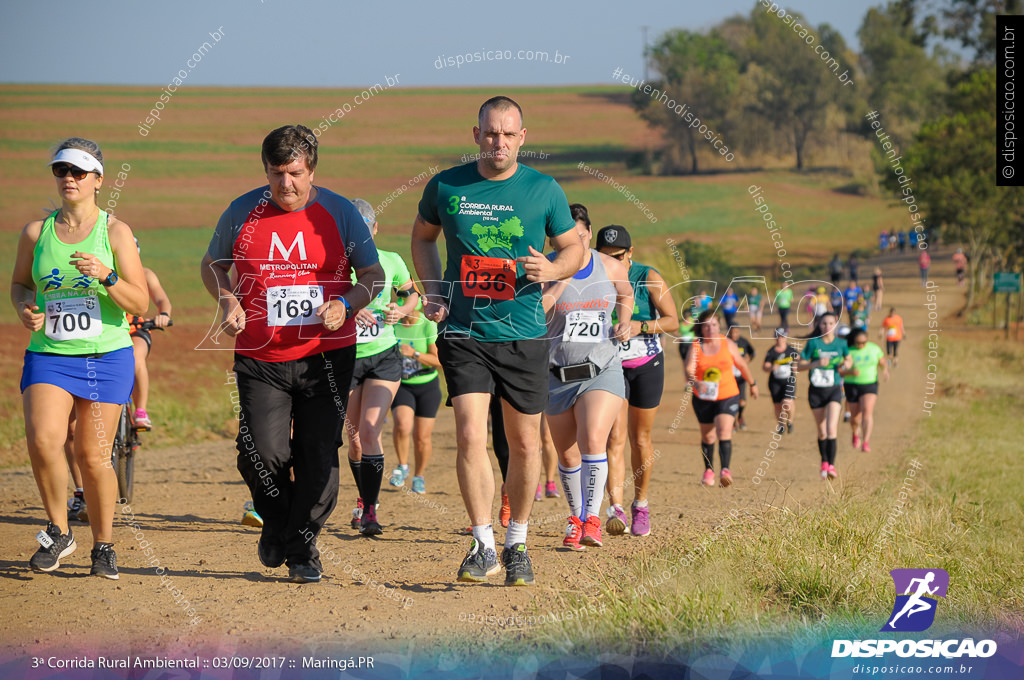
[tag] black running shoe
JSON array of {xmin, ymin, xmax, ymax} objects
[
  {"xmin": 288, "ymin": 562, "xmax": 322, "ymax": 583},
  {"xmin": 89, "ymin": 543, "xmax": 119, "ymax": 580},
  {"xmin": 258, "ymin": 533, "xmax": 286, "ymax": 568},
  {"xmin": 787, "ymin": 423, "xmax": 794, "ymax": 434},
  {"xmin": 776, "ymin": 424, "xmax": 785, "ymax": 435},
  {"xmin": 501, "ymin": 543, "xmax": 535, "ymax": 586},
  {"xmin": 359, "ymin": 505, "xmax": 382, "ymax": 536},
  {"xmin": 30, "ymin": 522, "xmax": 76, "ymax": 573},
  {"xmin": 456, "ymin": 539, "xmax": 499, "ymax": 583}
]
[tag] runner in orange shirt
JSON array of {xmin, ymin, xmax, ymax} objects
[{"xmin": 879, "ymin": 308, "xmax": 905, "ymax": 369}]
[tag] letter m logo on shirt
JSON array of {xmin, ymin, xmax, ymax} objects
[{"xmin": 269, "ymin": 232, "xmax": 307, "ymax": 261}]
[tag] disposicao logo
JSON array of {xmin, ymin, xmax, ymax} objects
[
  {"xmin": 882, "ymin": 568, "xmax": 948, "ymax": 632},
  {"xmin": 831, "ymin": 568, "xmax": 998, "ymax": 659}
]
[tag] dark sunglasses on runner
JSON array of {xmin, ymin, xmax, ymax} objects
[
  {"xmin": 608, "ymin": 251, "xmax": 628, "ymax": 261},
  {"xmin": 51, "ymin": 164, "xmax": 91, "ymax": 180}
]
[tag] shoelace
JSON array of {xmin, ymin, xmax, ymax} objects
[{"xmin": 93, "ymin": 546, "xmax": 116, "ymax": 569}]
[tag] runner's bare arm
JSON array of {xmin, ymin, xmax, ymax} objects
[
  {"xmin": 603, "ymin": 253, "xmax": 634, "ymax": 342},
  {"xmin": 685, "ymin": 342, "xmax": 699, "ymax": 383},
  {"xmin": 389, "ymin": 279, "xmax": 420, "ymax": 323},
  {"xmin": 144, "ymin": 267, "xmax": 173, "ymax": 327},
  {"xmin": 84, "ymin": 218, "xmax": 148, "ymax": 317},
  {"xmin": 200, "ymin": 252, "xmax": 245, "ymax": 336},
  {"xmin": 518, "ymin": 229, "xmax": 584, "ymax": 283},
  {"xmin": 636, "ymin": 269, "xmax": 679, "ymax": 335},
  {"xmin": 345, "ymin": 262, "xmax": 386, "ymax": 315},
  {"xmin": 10, "ymin": 221, "xmax": 45, "ymax": 331},
  {"xmin": 540, "ymin": 279, "xmax": 571, "ymax": 314},
  {"xmin": 410, "ymin": 215, "xmax": 447, "ymax": 322}
]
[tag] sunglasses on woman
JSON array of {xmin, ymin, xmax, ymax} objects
[{"xmin": 51, "ymin": 164, "xmax": 92, "ymax": 180}]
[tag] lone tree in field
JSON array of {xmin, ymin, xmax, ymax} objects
[
  {"xmin": 635, "ymin": 29, "xmax": 740, "ymax": 174},
  {"xmin": 745, "ymin": 9, "xmax": 856, "ymax": 170}
]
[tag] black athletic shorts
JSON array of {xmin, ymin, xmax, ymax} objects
[
  {"xmin": 768, "ymin": 378, "xmax": 797, "ymax": 404},
  {"xmin": 129, "ymin": 327, "xmax": 151, "ymax": 354},
  {"xmin": 843, "ymin": 381, "xmax": 878, "ymax": 404},
  {"xmin": 623, "ymin": 352, "xmax": 665, "ymax": 409},
  {"xmin": 436, "ymin": 336, "xmax": 548, "ymax": 415},
  {"xmin": 808, "ymin": 384, "xmax": 844, "ymax": 409},
  {"xmin": 886, "ymin": 340, "xmax": 900, "ymax": 356},
  {"xmin": 692, "ymin": 395, "xmax": 740, "ymax": 424},
  {"xmin": 736, "ymin": 377, "xmax": 747, "ymax": 401},
  {"xmin": 392, "ymin": 377, "xmax": 442, "ymax": 419},
  {"xmin": 350, "ymin": 343, "xmax": 402, "ymax": 389}
]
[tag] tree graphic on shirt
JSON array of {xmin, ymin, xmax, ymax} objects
[{"xmin": 472, "ymin": 216, "xmax": 523, "ymax": 251}]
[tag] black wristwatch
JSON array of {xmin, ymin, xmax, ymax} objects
[
  {"xmin": 640, "ymin": 321, "xmax": 650, "ymax": 334},
  {"xmin": 101, "ymin": 271, "xmax": 119, "ymax": 287}
]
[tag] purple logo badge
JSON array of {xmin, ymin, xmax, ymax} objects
[{"xmin": 881, "ymin": 568, "xmax": 949, "ymax": 632}]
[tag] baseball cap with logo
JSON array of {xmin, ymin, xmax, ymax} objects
[{"xmin": 595, "ymin": 225, "xmax": 631, "ymax": 250}]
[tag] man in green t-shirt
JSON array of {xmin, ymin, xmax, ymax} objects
[{"xmin": 411, "ymin": 96, "xmax": 584, "ymax": 586}]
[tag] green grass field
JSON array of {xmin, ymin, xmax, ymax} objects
[{"xmin": 529, "ymin": 335, "xmax": 1023, "ymax": 657}]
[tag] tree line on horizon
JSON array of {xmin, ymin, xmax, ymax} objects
[{"xmin": 634, "ymin": 0, "xmax": 1023, "ymax": 311}]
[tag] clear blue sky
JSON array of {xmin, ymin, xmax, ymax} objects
[{"xmin": 0, "ymin": 0, "xmax": 879, "ymax": 88}]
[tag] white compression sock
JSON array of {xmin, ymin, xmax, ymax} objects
[
  {"xmin": 558, "ymin": 463, "xmax": 583, "ymax": 520},
  {"xmin": 581, "ymin": 452, "xmax": 609, "ymax": 520},
  {"xmin": 504, "ymin": 519, "xmax": 528, "ymax": 549},
  {"xmin": 471, "ymin": 524, "xmax": 495, "ymax": 553}
]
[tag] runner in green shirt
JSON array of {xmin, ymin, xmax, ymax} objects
[
  {"xmin": 389, "ymin": 300, "xmax": 442, "ymax": 495},
  {"xmin": 775, "ymin": 282, "xmax": 794, "ymax": 330},
  {"xmin": 843, "ymin": 328, "xmax": 888, "ymax": 453},
  {"xmin": 411, "ymin": 96, "xmax": 583, "ymax": 586},
  {"xmin": 345, "ymin": 199, "xmax": 419, "ymax": 537},
  {"xmin": 798, "ymin": 312, "xmax": 852, "ymax": 481}
]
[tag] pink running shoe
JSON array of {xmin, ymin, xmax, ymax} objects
[
  {"xmin": 545, "ymin": 481, "xmax": 559, "ymax": 498},
  {"xmin": 580, "ymin": 515, "xmax": 603, "ymax": 547},
  {"xmin": 702, "ymin": 469, "xmax": 715, "ymax": 487},
  {"xmin": 852, "ymin": 433, "xmax": 861, "ymax": 448},
  {"xmin": 827, "ymin": 464, "xmax": 838, "ymax": 480},
  {"xmin": 630, "ymin": 504, "xmax": 650, "ymax": 537},
  {"xmin": 820, "ymin": 462, "xmax": 829, "ymax": 480},
  {"xmin": 535, "ymin": 484, "xmax": 543, "ymax": 501},
  {"xmin": 861, "ymin": 441, "xmax": 871, "ymax": 452},
  {"xmin": 134, "ymin": 408, "xmax": 151, "ymax": 430},
  {"xmin": 563, "ymin": 515, "xmax": 584, "ymax": 551},
  {"xmin": 719, "ymin": 468, "xmax": 733, "ymax": 487}
]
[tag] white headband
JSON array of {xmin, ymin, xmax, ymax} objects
[{"xmin": 48, "ymin": 148, "xmax": 104, "ymax": 175}]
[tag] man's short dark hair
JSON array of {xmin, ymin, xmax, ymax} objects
[
  {"xmin": 262, "ymin": 124, "xmax": 317, "ymax": 170},
  {"xmin": 478, "ymin": 96, "xmax": 524, "ymax": 128}
]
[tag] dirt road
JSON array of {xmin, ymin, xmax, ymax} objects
[{"xmin": 0, "ymin": 250, "xmax": 942, "ymax": 664}]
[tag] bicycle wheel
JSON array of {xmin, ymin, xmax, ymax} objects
[{"xmin": 112, "ymin": 405, "xmax": 135, "ymax": 503}]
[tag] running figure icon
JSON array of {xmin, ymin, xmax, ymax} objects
[
  {"xmin": 881, "ymin": 568, "xmax": 949, "ymax": 632},
  {"xmin": 887, "ymin": 571, "xmax": 938, "ymax": 628}
]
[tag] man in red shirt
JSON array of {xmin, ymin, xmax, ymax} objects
[{"xmin": 201, "ymin": 125, "xmax": 383, "ymax": 583}]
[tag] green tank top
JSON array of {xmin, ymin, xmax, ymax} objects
[{"xmin": 28, "ymin": 210, "xmax": 131, "ymax": 355}]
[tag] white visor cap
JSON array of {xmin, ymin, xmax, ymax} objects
[{"xmin": 47, "ymin": 148, "xmax": 104, "ymax": 175}]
